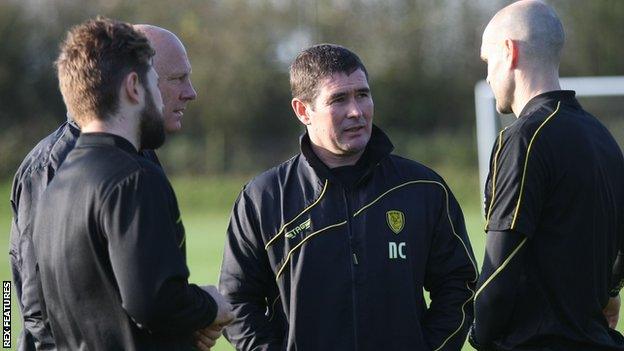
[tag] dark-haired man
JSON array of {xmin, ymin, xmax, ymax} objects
[
  {"xmin": 30, "ymin": 17, "xmax": 231, "ymax": 350},
  {"xmin": 219, "ymin": 44, "xmax": 478, "ymax": 350}
]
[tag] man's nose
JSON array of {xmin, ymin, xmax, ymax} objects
[
  {"xmin": 346, "ymin": 99, "xmax": 363, "ymax": 118},
  {"xmin": 181, "ymin": 79, "xmax": 197, "ymax": 101}
]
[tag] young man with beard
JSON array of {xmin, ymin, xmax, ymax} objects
[
  {"xmin": 219, "ymin": 44, "xmax": 478, "ymax": 350},
  {"xmin": 471, "ymin": 1, "xmax": 624, "ymax": 350},
  {"xmin": 8, "ymin": 23, "xmax": 209, "ymax": 350},
  {"xmin": 30, "ymin": 18, "xmax": 232, "ymax": 350}
]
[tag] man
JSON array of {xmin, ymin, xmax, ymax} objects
[
  {"xmin": 30, "ymin": 17, "xmax": 231, "ymax": 350},
  {"xmin": 471, "ymin": 1, "xmax": 624, "ymax": 350},
  {"xmin": 134, "ymin": 24, "xmax": 197, "ymax": 133},
  {"xmin": 219, "ymin": 44, "xmax": 478, "ymax": 350},
  {"xmin": 8, "ymin": 23, "xmax": 203, "ymax": 350}
]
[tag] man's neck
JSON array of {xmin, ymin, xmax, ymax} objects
[
  {"xmin": 512, "ymin": 71, "xmax": 561, "ymax": 117},
  {"xmin": 81, "ymin": 115, "xmax": 140, "ymax": 151},
  {"xmin": 310, "ymin": 143, "xmax": 364, "ymax": 169}
]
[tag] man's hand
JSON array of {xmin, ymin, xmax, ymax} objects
[
  {"xmin": 194, "ymin": 286, "xmax": 234, "ymax": 351},
  {"xmin": 193, "ymin": 324, "xmax": 223, "ymax": 351},
  {"xmin": 202, "ymin": 285, "xmax": 235, "ymax": 326},
  {"xmin": 603, "ymin": 295, "xmax": 621, "ymax": 329}
]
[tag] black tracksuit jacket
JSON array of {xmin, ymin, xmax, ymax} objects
[
  {"xmin": 9, "ymin": 120, "xmax": 161, "ymax": 350},
  {"xmin": 32, "ymin": 133, "xmax": 216, "ymax": 350},
  {"xmin": 219, "ymin": 126, "xmax": 478, "ymax": 351}
]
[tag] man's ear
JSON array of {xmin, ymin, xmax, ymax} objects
[
  {"xmin": 123, "ymin": 72, "xmax": 142, "ymax": 105},
  {"xmin": 291, "ymin": 98, "xmax": 312, "ymax": 126},
  {"xmin": 503, "ymin": 38, "xmax": 519, "ymax": 69}
]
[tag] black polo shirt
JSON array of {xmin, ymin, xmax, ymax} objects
[
  {"xmin": 483, "ymin": 91, "xmax": 624, "ymax": 349},
  {"xmin": 32, "ymin": 133, "xmax": 216, "ymax": 351}
]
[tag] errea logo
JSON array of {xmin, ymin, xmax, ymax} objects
[{"xmin": 285, "ymin": 218, "xmax": 311, "ymax": 239}]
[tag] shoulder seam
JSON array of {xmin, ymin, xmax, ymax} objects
[
  {"xmin": 510, "ymin": 101, "xmax": 561, "ymax": 229},
  {"xmin": 99, "ymin": 168, "xmax": 144, "ymax": 207},
  {"xmin": 21, "ymin": 125, "xmax": 70, "ymax": 178}
]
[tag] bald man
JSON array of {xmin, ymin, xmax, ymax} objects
[
  {"xmin": 8, "ymin": 25, "xmax": 224, "ymax": 351},
  {"xmin": 135, "ymin": 24, "xmax": 197, "ymax": 133},
  {"xmin": 471, "ymin": 1, "xmax": 624, "ymax": 350}
]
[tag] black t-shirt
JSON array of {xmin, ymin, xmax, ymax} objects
[
  {"xmin": 32, "ymin": 133, "xmax": 216, "ymax": 351},
  {"xmin": 483, "ymin": 91, "xmax": 624, "ymax": 349}
]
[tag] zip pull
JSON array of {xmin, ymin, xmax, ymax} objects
[{"xmin": 352, "ymin": 253, "xmax": 359, "ymax": 265}]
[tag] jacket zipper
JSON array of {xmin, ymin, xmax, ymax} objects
[{"xmin": 343, "ymin": 188, "xmax": 359, "ymax": 351}]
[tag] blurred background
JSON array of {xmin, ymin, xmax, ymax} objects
[{"xmin": 0, "ymin": 0, "xmax": 623, "ymax": 350}]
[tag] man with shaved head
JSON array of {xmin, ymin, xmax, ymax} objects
[
  {"xmin": 471, "ymin": 1, "xmax": 624, "ymax": 350},
  {"xmin": 134, "ymin": 24, "xmax": 197, "ymax": 133},
  {"xmin": 8, "ymin": 23, "xmax": 224, "ymax": 350}
]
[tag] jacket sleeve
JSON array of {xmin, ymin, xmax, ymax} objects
[
  {"xmin": 422, "ymin": 185, "xmax": 479, "ymax": 351},
  {"xmin": 9, "ymin": 174, "xmax": 57, "ymax": 351},
  {"xmin": 101, "ymin": 169, "xmax": 217, "ymax": 335},
  {"xmin": 219, "ymin": 189, "xmax": 286, "ymax": 351},
  {"xmin": 471, "ymin": 230, "xmax": 526, "ymax": 350}
]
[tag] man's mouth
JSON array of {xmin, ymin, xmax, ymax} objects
[
  {"xmin": 173, "ymin": 108, "xmax": 185, "ymax": 117},
  {"xmin": 344, "ymin": 125, "xmax": 364, "ymax": 133}
]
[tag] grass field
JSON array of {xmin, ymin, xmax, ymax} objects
[{"xmin": 1, "ymin": 173, "xmax": 622, "ymax": 350}]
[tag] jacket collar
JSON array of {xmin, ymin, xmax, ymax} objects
[
  {"xmin": 76, "ymin": 132, "xmax": 139, "ymax": 155},
  {"xmin": 66, "ymin": 113, "xmax": 80, "ymax": 131},
  {"xmin": 519, "ymin": 90, "xmax": 578, "ymax": 118},
  {"xmin": 300, "ymin": 124, "xmax": 394, "ymax": 184}
]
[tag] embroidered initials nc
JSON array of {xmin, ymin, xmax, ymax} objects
[
  {"xmin": 386, "ymin": 210, "xmax": 406, "ymax": 259},
  {"xmin": 389, "ymin": 242, "xmax": 407, "ymax": 259}
]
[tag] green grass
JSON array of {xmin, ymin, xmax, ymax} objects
[{"xmin": 1, "ymin": 174, "xmax": 623, "ymax": 350}]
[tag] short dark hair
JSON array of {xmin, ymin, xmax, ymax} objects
[
  {"xmin": 289, "ymin": 44, "xmax": 368, "ymax": 104},
  {"xmin": 55, "ymin": 16, "xmax": 155, "ymax": 127}
]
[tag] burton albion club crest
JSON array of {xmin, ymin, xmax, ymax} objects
[{"xmin": 386, "ymin": 210, "xmax": 405, "ymax": 234}]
